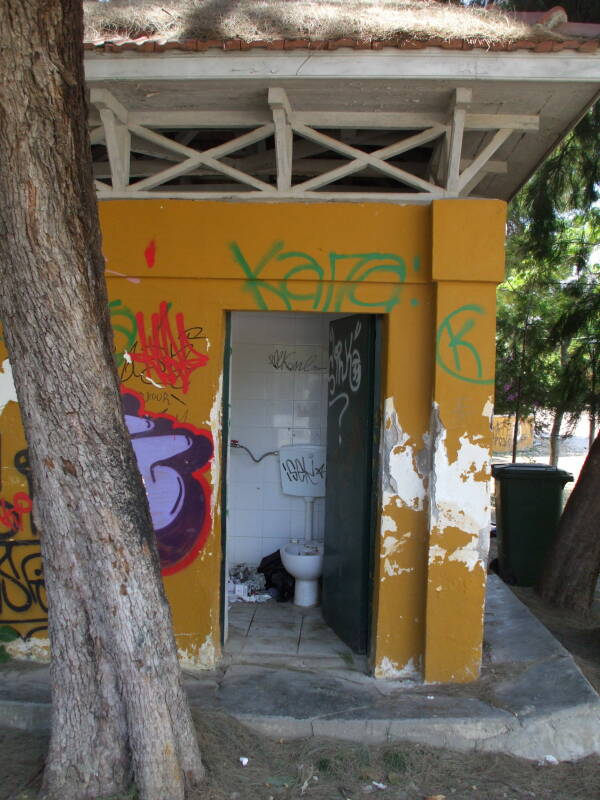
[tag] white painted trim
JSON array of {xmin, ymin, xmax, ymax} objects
[
  {"xmin": 105, "ymin": 108, "xmax": 539, "ymax": 132},
  {"xmin": 458, "ymin": 128, "xmax": 513, "ymax": 193},
  {"xmin": 128, "ymin": 124, "xmax": 275, "ymax": 191},
  {"xmin": 89, "ymin": 126, "xmax": 105, "ymax": 145},
  {"xmin": 292, "ymin": 111, "xmax": 538, "ymax": 131},
  {"xmin": 446, "ymin": 88, "xmax": 471, "ymax": 194},
  {"xmin": 99, "ymin": 108, "xmax": 130, "ymax": 191},
  {"xmin": 292, "ymin": 122, "xmax": 443, "ymax": 194},
  {"xmin": 294, "ymin": 125, "xmax": 445, "ymax": 192},
  {"xmin": 85, "ymin": 50, "xmax": 600, "ymax": 84},
  {"xmin": 96, "ymin": 189, "xmax": 443, "ymax": 203},
  {"xmin": 269, "ymin": 88, "xmax": 293, "ymax": 192}
]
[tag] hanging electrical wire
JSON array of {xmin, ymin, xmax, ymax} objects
[{"xmin": 230, "ymin": 439, "xmax": 278, "ymax": 463}]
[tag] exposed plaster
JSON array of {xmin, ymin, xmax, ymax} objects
[
  {"xmin": 482, "ymin": 396, "xmax": 494, "ymax": 426},
  {"xmin": 177, "ymin": 632, "xmax": 217, "ymax": 670},
  {"xmin": 6, "ymin": 637, "xmax": 51, "ymax": 662},
  {"xmin": 375, "ymin": 655, "xmax": 420, "ymax": 680},
  {"xmin": 0, "ymin": 358, "xmax": 18, "ymax": 416},
  {"xmin": 381, "ymin": 532, "xmax": 414, "ymax": 577},
  {"xmin": 208, "ymin": 372, "xmax": 223, "ymax": 525},
  {"xmin": 428, "ymin": 402, "xmax": 491, "ymax": 572},
  {"xmin": 380, "ymin": 515, "xmax": 397, "ymax": 535},
  {"xmin": 381, "ymin": 397, "xmax": 428, "ymax": 513},
  {"xmin": 428, "ymin": 544, "xmax": 447, "ymax": 565}
]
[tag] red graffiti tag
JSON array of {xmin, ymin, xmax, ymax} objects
[
  {"xmin": 144, "ymin": 239, "xmax": 156, "ymax": 269},
  {"xmin": 130, "ymin": 302, "xmax": 208, "ymax": 394},
  {"xmin": 0, "ymin": 492, "xmax": 33, "ymax": 533}
]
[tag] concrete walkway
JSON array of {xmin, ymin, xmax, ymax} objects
[{"xmin": 1, "ymin": 577, "xmax": 599, "ymax": 762}]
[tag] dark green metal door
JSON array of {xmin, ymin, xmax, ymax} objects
[{"xmin": 322, "ymin": 314, "xmax": 377, "ymax": 654}]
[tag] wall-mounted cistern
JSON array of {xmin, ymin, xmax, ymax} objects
[{"xmin": 278, "ymin": 445, "xmax": 326, "ymax": 607}]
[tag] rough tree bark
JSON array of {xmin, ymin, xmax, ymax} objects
[
  {"xmin": 537, "ymin": 432, "xmax": 600, "ymax": 613},
  {"xmin": 548, "ymin": 410, "xmax": 564, "ymax": 467},
  {"xmin": 0, "ymin": 2, "xmax": 205, "ymax": 798}
]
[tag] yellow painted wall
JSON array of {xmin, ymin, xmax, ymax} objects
[{"xmin": 0, "ymin": 199, "xmax": 505, "ymax": 681}]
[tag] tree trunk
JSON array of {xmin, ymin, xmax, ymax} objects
[
  {"xmin": 537, "ymin": 431, "xmax": 600, "ymax": 613},
  {"xmin": 548, "ymin": 410, "xmax": 564, "ymax": 467},
  {"xmin": 0, "ymin": 3, "xmax": 204, "ymax": 798},
  {"xmin": 589, "ymin": 349, "xmax": 597, "ymax": 450}
]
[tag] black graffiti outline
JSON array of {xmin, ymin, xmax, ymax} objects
[
  {"xmin": 282, "ymin": 456, "xmax": 326, "ymax": 486},
  {"xmin": 0, "ymin": 540, "xmax": 47, "ymax": 616},
  {"xmin": 267, "ymin": 349, "xmax": 326, "ymax": 373}
]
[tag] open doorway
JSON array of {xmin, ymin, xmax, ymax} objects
[{"xmin": 223, "ymin": 311, "xmax": 380, "ymax": 669}]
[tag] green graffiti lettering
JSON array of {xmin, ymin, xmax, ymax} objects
[
  {"xmin": 336, "ymin": 253, "xmax": 407, "ymax": 311},
  {"xmin": 229, "ymin": 241, "xmax": 285, "ymax": 310},
  {"xmin": 231, "ymin": 242, "xmax": 409, "ymax": 313},
  {"xmin": 436, "ymin": 305, "xmax": 494, "ymax": 384},
  {"xmin": 109, "ymin": 299, "xmax": 137, "ymax": 367}
]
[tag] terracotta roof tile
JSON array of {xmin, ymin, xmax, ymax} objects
[
  {"xmin": 284, "ymin": 39, "xmax": 311, "ymax": 50},
  {"xmin": 327, "ymin": 38, "xmax": 359, "ymax": 50},
  {"xmin": 83, "ymin": 26, "xmax": 599, "ymax": 56}
]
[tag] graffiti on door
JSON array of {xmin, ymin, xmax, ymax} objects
[
  {"xmin": 328, "ymin": 319, "xmax": 362, "ymax": 446},
  {"xmin": 231, "ymin": 241, "xmax": 419, "ymax": 312},
  {"xmin": 122, "ymin": 388, "xmax": 214, "ymax": 575}
]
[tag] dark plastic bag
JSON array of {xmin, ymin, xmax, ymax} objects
[{"xmin": 257, "ymin": 550, "xmax": 295, "ymax": 602}]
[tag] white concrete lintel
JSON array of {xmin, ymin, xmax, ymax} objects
[
  {"xmin": 96, "ymin": 190, "xmax": 442, "ymax": 204},
  {"xmin": 85, "ymin": 49, "xmax": 600, "ymax": 84}
]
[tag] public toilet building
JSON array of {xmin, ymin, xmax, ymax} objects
[{"xmin": 1, "ymin": 6, "xmax": 599, "ymax": 683}]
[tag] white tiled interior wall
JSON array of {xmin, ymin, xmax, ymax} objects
[{"xmin": 227, "ymin": 312, "xmax": 332, "ymax": 567}]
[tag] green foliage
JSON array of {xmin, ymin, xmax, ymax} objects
[
  {"xmin": 496, "ymin": 161, "xmax": 600, "ymax": 441},
  {"xmin": 0, "ymin": 624, "xmax": 20, "ymax": 662},
  {"xmin": 382, "ymin": 749, "xmax": 409, "ymax": 773}
]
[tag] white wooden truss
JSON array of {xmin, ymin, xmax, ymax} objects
[{"xmin": 90, "ymin": 88, "xmax": 538, "ymax": 203}]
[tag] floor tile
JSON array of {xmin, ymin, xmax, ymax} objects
[
  {"xmin": 241, "ymin": 633, "xmax": 299, "ymax": 656},
  {"xmin": 224, "ymin": 632, "xmax": 246, "ymax": 654},
  {"xmin": 298, "ymin": 637, "xmax": 352, "ymax": 657}
]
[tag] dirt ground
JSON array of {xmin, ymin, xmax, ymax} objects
[
  {"xmin": 3, "ymin": 575, "xmax": 599, "ymax": 798},
  {"xmin": 2, "ymin": 705, "xmax": 599, "ymax": 800},
  {"xmin": 3, "ymin": 584, "xmax": 600, "ymax": 800}
]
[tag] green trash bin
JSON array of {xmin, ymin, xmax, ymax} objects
[{"xmin": 491, "ymin": 463, "xmax": 573, "ymax": 587}]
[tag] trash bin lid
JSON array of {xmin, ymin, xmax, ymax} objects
[{"xmin": 491, "ymin": 462, "xmax": 573, "ymax": 482}]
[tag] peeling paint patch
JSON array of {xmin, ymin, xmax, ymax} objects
[
  {"xmin": 375, "ymin": 655, "xmax": 420, "ymax": 680},
  {"xmin": 208, "ymin": 372, "xmax": 223, "ymax": 524},
  {"xmin": 382, "ymin": 397, "xmax": 427, "ymax": 512},
  {"xmin": 448, "ymin": 539, "xmax": 488, "ymax": 573},
  {"xmin": 380, "ymin": 515, "xmax": 397, "ymax": 536},
  {"xmin": 177, "ymin": 633, "xmax": 218, "ymax": 670},
  {"xmin": 428, "ymin": 544, "xmax": 447, "ymax": 565},
  {"xmin": 0, "ymin": 358, "xmax": 18, "ymax": 416},
  {"xmin": 6, "ymin": 637, "xmax": 51, "ymax": 662},
  {"xmin": 429, "ymin": 403, "xmax": 491, "ymax": 572},
  {"xmin": 381, "ymin": 532, "xmax": 414, "ymax": 577},
  {"xmin": 482, "ymin": 396, "xmax": 494, "ymax": 423}
]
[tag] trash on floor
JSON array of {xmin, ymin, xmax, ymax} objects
[
  {"xmin": 227, "ymin": 563, "xmax": 272, "ymax": 603},
  {"xmin": 258, "ymin": 549, "xmax": 295, "ymax": 602}
]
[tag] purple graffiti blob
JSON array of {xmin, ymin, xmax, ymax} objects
[{"xmin": 122, "ymin": 390, "xmax": 213, "ymax": 574}]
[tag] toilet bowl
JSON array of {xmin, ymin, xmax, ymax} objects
[{"xmin": 280, "ymin": 542, "xmax": 324, "ymax": 607}]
